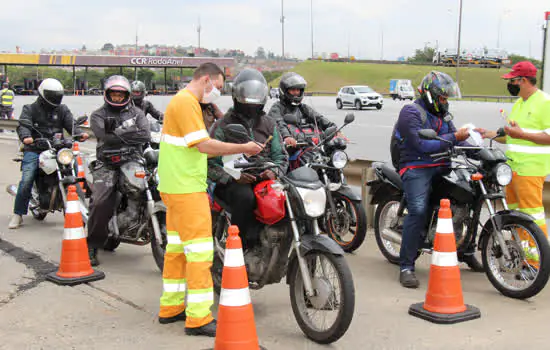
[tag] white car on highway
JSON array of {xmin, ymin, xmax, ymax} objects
[{"xmin": 336, "ymin": 85, "xmax": 384, "ymax": 110}]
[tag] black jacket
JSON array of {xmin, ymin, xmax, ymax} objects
[
  {"xmin": 208, "ymin": 108, "xmax": 288, "ymax": 185},
  {"xmin": 267, "ymin": 100, "xmax": 336, "ymax": 140},
  {"xmin": 17, "ymin": 99, "xmax": 81, "ymax": 153},
  {"xmin": 134, "ymin": 99, "xmax": 163, "ymax": 121},
  {"xmin": 90, "ymin": 103, "xmax": 150, "ymax": 161}
]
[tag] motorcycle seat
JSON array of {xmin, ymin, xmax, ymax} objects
[{"xmin": 381, "ymin": 163, "xmax": 403, "ymax": 190}]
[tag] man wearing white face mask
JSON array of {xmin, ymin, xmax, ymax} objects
[{"xmin": 157, "ymin": 63, "xmax": 263, "ymax": 337}]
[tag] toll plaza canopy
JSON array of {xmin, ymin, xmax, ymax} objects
[
  {"xmin": 0, "ymin": 53, "xmax": 235, "ymax": 93},
  {"xmin": 0, "ymin": 53, "xmax": 234, "ymax": 69}
]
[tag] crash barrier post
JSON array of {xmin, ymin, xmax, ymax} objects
[
  {"xmin": 212, "ymin": 225, "xmax": 266, "ymax": 350},
  {"xmin": 46, "ymin": 185, "xmax": 105, "ymax": 286},
  {"xmin": 409, "ymin": 199, "xmax": 481, "ymax": 324}
]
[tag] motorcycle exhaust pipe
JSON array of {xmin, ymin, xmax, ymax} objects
[
  {"xmin": 6, "ymin": 184, "xmax": 17, "ymax": 197},
  {"xmin": 381, "ymin": 228, "xmax": 403, "ymax": 245}
]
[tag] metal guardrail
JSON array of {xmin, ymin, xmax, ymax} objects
[
  {"xmin": 1, "ymin": 119, "xmax": 546, "ymax": 225},
  {"xmin": 305, "ymin": 92, "xmax": 517, "ymax": 102}
]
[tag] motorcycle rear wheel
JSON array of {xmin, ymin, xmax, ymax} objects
[
  {"xmin": 289, "ymin": 251, "xmax": 355, "ymax": 344},
  {"xmin": 151, "ymin": 210, "xmax": 168, "ymax": 272}
]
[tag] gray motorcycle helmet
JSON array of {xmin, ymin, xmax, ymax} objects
[
  {"xmin": 232, "ymin": 68, "xmax": 269, "ymax": 105},
  {"xmin": 131, "ymin": 80, "xmax": 146, "ymax": 102},
  {"xmin": 279, "ymin": 72, "xmax": 307, "ymax": 106}
]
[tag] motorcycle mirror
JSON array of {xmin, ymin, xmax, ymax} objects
[
  {"xmin": 418, "ymin": 129, "xmax": 438, "ymax": 140},
  {"xmin": 283, "ymin": 113, "xmax": 300, "ymax": 125},
  {"xmin": 75, "ymin": 116, "xmax": 88, "ymax": 126},
  {"xmin": 496, "ymin": 127, "xmax": 506, "ymax": 137},
  {"xmin": 225, "ymin": 124, "xmax": 251, "ymax": 141},
  {"xmin": 344, "ymin": 113, "xmax": 355, "ymax": 124}
]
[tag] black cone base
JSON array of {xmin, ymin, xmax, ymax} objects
[{"xmin": 409, "ymin": 302, "xmax": 481, "ymax": 324}]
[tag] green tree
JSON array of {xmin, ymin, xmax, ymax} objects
[
  {"xmin": 407, "ymin": 46, "xmax": 436, "ymax": 64},
  {"xmin": 508, "ymin": 54, "xmax": 541, "ymax": 68}
]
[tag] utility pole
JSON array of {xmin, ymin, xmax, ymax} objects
[
  {"xmin": 310, "ymin": 0, "xmax": 314, "ymax": 59},
  {"xmin": 380, "ymin": 24, "xmax": 384, "ymax": 60},
  {"xmin": 135, "ymin": 28, "xmax": 139, "ymax": 80},
  {"xmin": 281, "ymin": 0, "xmax": 285, "ymax": 59},
  {"xmin": 456, "ymin": 0, "xmax": 463, "ymax": 88}
]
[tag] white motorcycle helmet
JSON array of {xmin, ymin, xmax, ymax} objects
[{"xmin": 38, "ymin": 78, "xmax": 65, "ymax": 107}]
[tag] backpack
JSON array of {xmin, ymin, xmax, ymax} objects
[{"xmin": 390, "ymin": 103, "xmax": 427, "ymax": 170}]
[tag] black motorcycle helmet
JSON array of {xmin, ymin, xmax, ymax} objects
[
  {"xmin": 418, "ymin": 71, "xmax": 461, "ymax": 117},
  {"xmin": 131, "ymin": 80, "xmax": 146, "ymax": 104},
  {"xmin": 232, "ymin": 68, "xmax": 268, "ymax": 118},
  {"xmin": 279, "ymin": 72, "xmax": 307, "ymax": 106}
]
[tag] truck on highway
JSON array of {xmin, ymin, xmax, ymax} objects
[{"xmin": 389, "ymin": 79, "xmax": 415, "ymax": 100}]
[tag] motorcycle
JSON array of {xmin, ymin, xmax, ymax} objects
[
  {"xmin": 210, "ymin": 124, "xmax": 355, "ymax": 344},
  {"xmin": 7, "ymin": 116, "xmax": 90, "ymax": 222},
  {"xmin": 88, "ymin": 145, "xmax": 168, "ymax": 272},
  {"xmin": 369, "ymin": 128, "xmax": 550, "ymax": 299},
  {"xmin": 284, "ymin": 113, "xmax": 367, "ymax": 253}
]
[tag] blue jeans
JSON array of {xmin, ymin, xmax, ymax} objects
[
  {"xmin": 14, "ymin": 152, "xmax": 39, "ymax": 216},
  {"xmin": 400, "ymin": 167, "xmax": 441, "ymax": 271}
]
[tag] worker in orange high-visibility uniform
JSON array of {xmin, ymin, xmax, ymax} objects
[{"xmin": 156, "ymin": 62, "xmax": 262, "ymax": 337}]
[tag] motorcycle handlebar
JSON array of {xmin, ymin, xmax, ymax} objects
[{"xmin": 430, "ymin": 150, "xmax": 451, "ymax": 159}]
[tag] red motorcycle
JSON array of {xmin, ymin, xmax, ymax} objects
[{"xmin": 209, "ymin": 124, "xmax": 355, "ymax": 344}]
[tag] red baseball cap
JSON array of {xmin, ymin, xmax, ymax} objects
[{"xmin": 502, "ymin": 61, "xmax": 537, "ymax": 79}]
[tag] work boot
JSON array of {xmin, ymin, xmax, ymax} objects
[
  {"xmin": 8, "ymin": 215, "xmax": 22, "ymax": 229},
  {"xmin": 400, "ymin": 269, "xmax": 419, "ymax": 288},
  {"xmin": 158, "ymin": 311, "xmax": 187, "ymax": 324},
  {"xmin": 185, "ymin": 319, "xmax": 217, "ymax": 337},
  {"xmin": 88, "ymin": 248, "xmax": 99, "ymax": 266}
]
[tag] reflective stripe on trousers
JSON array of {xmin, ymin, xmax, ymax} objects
[
  {"xmin": 159, "ymin": 192, "xmax": 214, "ymax": 328},
  {"xmin": 506, "ymin": 172, "xmax": 548, "ymax": 266}
]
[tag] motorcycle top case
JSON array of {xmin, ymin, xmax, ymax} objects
[{"xmin": 253, "ymin": 180, "xmax": 286, "ymax": 225}]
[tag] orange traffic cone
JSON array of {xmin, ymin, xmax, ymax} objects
[
  {"xmin": 213, "ymin": 225, "xmax": 266, "ymax": 350},
  {"xmin": 72, "ymin": 142, "xmax": 86, "ymax": 192},
  {"xmin": 46, "ymin": 185, "xmax": 105, "ymax": 286},
  {"xmin": 409, "ymin": 199, "xmax": 480, "ymax": 324}
]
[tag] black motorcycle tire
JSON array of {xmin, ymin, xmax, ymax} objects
[
  {"xmin": 374, "ymin": 195, "xmax": 403, "ymax": 265},
  {"xmin": 29, "ymin": 185, "xmax": 47, "ymax": 221},
  {"xmin": 481, "ymin": 215, "xmax": 550, "ymax": 299},
  {"xmin": 460, "ymin": 253, "xmax": 484, "ymax": 273},
  {"xmin": 211, "ymin": 212, "xmax": 228, "ymax": 295},
  {"xmin": 289, "ymin": 251, "xmax": 355, "ymax": 344},
  {"xmin": 327, "ymin": 197, "xmax": 367, "ymax": 253},
  {"xmin": 151, "ymin": 210, "xmax": 168, "ymax": 272},
  {"xmin": 31, "ymin": 210, "xmax": 47, "ymax": 221},
  {"xmin": 103, "ymin": 237, "xmax": 121, "ymax": 252}
]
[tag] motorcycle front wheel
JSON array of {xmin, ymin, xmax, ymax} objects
[
  {"xmin": 326, "ymin": 196, "xmax": 367, "ymax": 253},
  {"xmin": 481, "ymin": 214, "xmax": 550, "ymax": 299},
  {"xmin": 289, "ymin": 251, "xmax": 355, "ymax": 344}
]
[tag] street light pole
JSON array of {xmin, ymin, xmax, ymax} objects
[
  {"xmin": 456, "ymin": 0, "xmax": 463, "ymax": 88},
  {"xmin": 281, "ymin": 0, "xmax": 285, "ymax": 59},
  {"xmin": 310, "ymin": 0, "xmax": 314, "ymax": 59}
]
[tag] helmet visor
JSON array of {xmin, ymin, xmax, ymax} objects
[
  {"xmin": 234, "ymin": 80, "xmax": 268, "ymax": 104},
  {"xmin": 43, "ymin": 90, "xmax": 64, "ymax": 106},
  {"xmin": 282, "ymin": 74, "xmax": 307, "ymax": 89},
  {"xmin": 437, "ymin": 73, "xmax": 462, "ymax": 99}
]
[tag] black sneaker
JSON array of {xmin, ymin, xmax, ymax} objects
[
  {"xmin": 88, "ymin": 248, "xmax": 99, "ymax": 267},
  {"xmin": 400, "ymin": 270, "xmax": 419, "ymax": 288},
  {"xmin": 185, "ymin": 319, "xmax": 217, "ymax": 337},
  {"xmin": 159, "ymin": 311, "xmax": 186, "ymax": 324}
]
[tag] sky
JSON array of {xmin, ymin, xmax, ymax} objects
[{"xmin": 0, "ymin": 0, "xmax": 548, "ymax": 60}]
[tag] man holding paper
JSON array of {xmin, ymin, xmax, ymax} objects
[
  {"xmin": 477, "ymin": 61, "xmax": 550, "ymax": 278},
  {"xmin": 208, "ymin": 68, "xmax": 288, "ymax": 249}
]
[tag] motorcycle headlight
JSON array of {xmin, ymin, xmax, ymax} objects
[
  {"xmin": 331, "ymin": 151, "xmax": 348, "ymax": 169},
  {"xmin": 57, "ymin": 148, "xmax": 74, "ymax": 165},
  {"xmin": 495, "ymin": 163, "xmax": 512, "ymax": 186},
  {"xmin": 296, "ymin": 187, "xmax": 326, "ymax": 218}
]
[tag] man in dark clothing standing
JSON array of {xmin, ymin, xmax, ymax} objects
[{"xmin": 87, "ymin": 75, "xmax": 150, "ymax": 266}]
